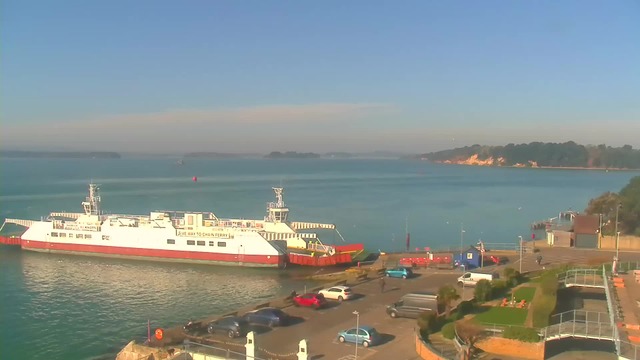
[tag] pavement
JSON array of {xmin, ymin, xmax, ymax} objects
[{"xmin": 177, "ymin": 247, "xmax": 640, "ymax": 360}]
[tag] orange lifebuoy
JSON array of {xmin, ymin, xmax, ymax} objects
[{"xmin": 155, "ymin": 328, "xmax": 164, "ymax": 340}]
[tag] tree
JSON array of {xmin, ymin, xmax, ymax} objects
[
  {"xmin": 474, "ymin": 279, "xmax": 492, "ymax": 302},
  {"xmin": 585, "ymin": 176, "xmax": 640, "ymax": 235},
  {"xmin": 437, "ymin": 284, "xmax": 461, "ymax": 317},
  {"xmin": 456, "ymin": 320, "xmax": 484, "ymax": 358}
]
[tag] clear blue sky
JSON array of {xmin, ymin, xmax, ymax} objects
[{"xmin": 2, "ymin": 1, "xmax": 639, "ymax": 153}]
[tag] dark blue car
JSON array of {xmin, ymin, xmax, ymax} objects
[{"xmin": 243, "ymin": 307, "xmax": 289, "ymax": 327}]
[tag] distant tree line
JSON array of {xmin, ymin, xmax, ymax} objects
[
  {"xmin": 585, "ymin": 176, "xmax": 640, "ymax": 236},
  {"xmin": 415, "ymin": 142, "xmax": 640, "ymax": 169},
  {"xmin": 1, "ymin": 151, "xmax": 121, "ymax": 159},
  {"xmin": 264, "ymin": 151, "xmax": 320, "ymax": 159}
]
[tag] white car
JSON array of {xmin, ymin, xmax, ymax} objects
[{"xmin": 318, "ymin": 286, "xmax": 354, "ymax": 302}]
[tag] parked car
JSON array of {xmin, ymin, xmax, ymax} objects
[
  {"xmin": 318, "ymin": 286, "xmax": 354, "ymax": 302},
  {"xmin": 207, "ymin": 316, "xmax": 249, "ymax": 338},
  {"xmin": 457, "ymin": 271, "xmax": 498, "ymax": 287},
  {"xmin": 292, "ymin": 293, "xmax": 327, "ymax": 309},
  {"xmin": 387, "ymin": 292, "xmax": 439, "ymax": 319},
  {"xmin": 337, "ymin": 326, "xmax": 381, "ymax": 347},
  {"xmin": 244, "ymin": 307, "xmax": 289, "ymax": 327},
  {"xmin": 385, "ymin": 266, "xmax": 413, "ymax": 279},
  {"xmin": 183, "ymin": 320, "xmax": 205, "ymax": 335}
]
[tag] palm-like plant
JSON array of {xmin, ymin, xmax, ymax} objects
[{"xmin": 438, "ymin": 284, "xmax": 461, "ymax": 317}]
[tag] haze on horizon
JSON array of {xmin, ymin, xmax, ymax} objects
[{"xmin": 2, "ymin": 1, "xmax": 639, "ymax": 154}]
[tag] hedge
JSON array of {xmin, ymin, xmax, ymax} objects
[
  {"xmin": 417, "ymin": 311, "xmax": 438, "ymax": 333},
  {"xmin": 457, "ymin": 300, "xmax": 475, "ymax": 317},
  {"xmin": 442, "ymin": 322, "xmax": 456, "ymax": 340},
  {"xmin": 503, "ymin": 326, "xmax": 541, "ymax": 343},
  {"xmin": 474, "ymin": 279, "xmax": 493, "ymax": 302}
]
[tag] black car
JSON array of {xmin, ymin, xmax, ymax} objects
[
  {"xmin": 207, "ymin": 317, "xmax": 249, "ymax": 338},
  {"xmin": 244, "ymin": 308, "xmax": 289, "ymax": 327}
]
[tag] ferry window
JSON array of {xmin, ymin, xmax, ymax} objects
[
  {"xmin": 197, "ymin": 240, "xmax": 205, "ymax": 246},
  {"xmin": 167, "ymin": 239, "xmax": 175, "ymax": 244},
  {"xmin": 76, "ymin": 234, "xmax": 83, "ymax": 238},
  {"xmin": 188, "ymin": 216, "xmax": 194, "ymax": 225},
  {"xmin": 60, "ymin": 233, "xmax": 67, "ymax": 237},
  {"xmin": 187, "ymin": 240, "xmax": 195, "ymax": 246},
  {"xmin": 218, "ymin": 241, "xmax": 226, "ymax": 247},
  {"xmin": 51, "ymin": 232, "xmax": 59, "ymax": 237},
  {"xmin": 102, "ymin": 235, "xmax": 110, "ymax": 241},
  {"xmin": 209, "ymin": 241, "xmax": 214, "ymax": 246},
  {"xmin": 84, "ymin": 234, "xmax": 92, "ymax": 239}
]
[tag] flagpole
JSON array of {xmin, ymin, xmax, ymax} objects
[{"xmin": 148, "ymin": 319, "xmax": 150, "ymax": 343}]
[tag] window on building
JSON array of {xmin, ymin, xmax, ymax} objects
[
  {"xmin": 187, "ymin": 240, "xmax": 195, "ymax": 246},
  {"xmin": 60, "ymin": 233, "xmax": 67, "ymax": 237},
  {"xmin": 218, "ymin": 241, "xmax": 226, "ymax": 247},
  {"xmin": 84, "ymin": 234, "xmax": 92, "ymax": 239},
  {"xmin": 197, "ymin": 240, "xmax": 205, "ymax": 246},
  {"xmin": 167, "ymin": 239, "xmax": 175, "ymax": 244},
  {"xmin": 76, "ymin": 234, "xmax": 83, "ymax": 238},
  {"xmin": 51, "ymin": 232, "xmax": 59, "ymax": 237},
  {"xmin": 209, "ymin": 241, "xmax": 215, "ymax": 246}
]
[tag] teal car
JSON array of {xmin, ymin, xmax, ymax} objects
[
  {"xmin": 337, "ymin": 326, "xmax": 380, "ymax": 347},
  {"xmin": 385, "ymin": 266, "xmax": 413, "ymax": 279}
]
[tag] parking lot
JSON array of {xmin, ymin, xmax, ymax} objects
[{"xmin": 183, "ymin": 247, "xmax": 640, "ymax": 359}]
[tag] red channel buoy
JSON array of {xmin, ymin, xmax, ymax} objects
[
  {"xmin": 192, "ymin": 177, "xmax": 197, "ymax": 182},
  {"xmin": 155, "ymin": 328, "xmax": 164, "ymax": 340}
]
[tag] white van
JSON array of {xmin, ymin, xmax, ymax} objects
[{"xmin": 457, "ymin": 271, "xmax": 498, "ymax": 287}]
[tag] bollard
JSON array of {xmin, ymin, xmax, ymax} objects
[
  {"xmin": 297, "ymin": 339, "xmax": 309, "ymax": 360},
  {"xmin": 245, "ymin": 331, "xmax": 255, "ymax": 359}
]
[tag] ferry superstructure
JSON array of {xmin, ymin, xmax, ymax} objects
[{"xmin": 0, "ymin": 184, "xmax": 351, "ymax": 268}]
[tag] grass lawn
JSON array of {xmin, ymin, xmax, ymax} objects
[
  {"xmin": 514, "ymin": 286, "xmax": 537, "ymax": 302},
  {"xmin": 473, "ymin": 306, "xmax": 528, "ymax": 326}
]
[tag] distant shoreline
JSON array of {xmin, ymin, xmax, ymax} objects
[{"xmin": 424, "ymin": 161, "xmax": 640, "ymax": 171}]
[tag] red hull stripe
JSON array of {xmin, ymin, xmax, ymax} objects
[
  {"xmin": 0, "ymin": 236, "xmax": 22, "ymax": 245},
  {"xmin": 21, "ymin": 240, "xmax": 283, "ymax": 264}
]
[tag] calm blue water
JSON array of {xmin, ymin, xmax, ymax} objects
[{"xmin": 1, "ymin": 158, "xmax": 637, "ymax": 360}]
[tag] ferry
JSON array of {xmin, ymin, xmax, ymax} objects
[{"xmin": 0, "ymin": 185, "xmax": 362, "ymax": 268}]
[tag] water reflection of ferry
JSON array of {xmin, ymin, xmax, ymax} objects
[{"xmin": 1, "ymin": 184, "xmax": 363, "ymax": 268}]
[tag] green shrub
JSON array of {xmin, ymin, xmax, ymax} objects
[
  {"xmin": 448, "ymin": 312, "xmax": 461, "ymax": 322},
  {"xmin": 491, "ymin": 279, "xmax": 508, "ymax": 298},
  {"xmin": 531, "ymin": 293, "xmax": 557, "ymax": 328},
  {"xmin": 503, "ymin": 267, "xmax": 516, "ymax": 279},
  {"xmin": 503, "ymin": 326, "xmax": 541, "ymax": 342},
  {"xmin": 474, "ymin": 279, "xmax": 492, "ymax": 302},
  {"xmin": 417, "ymin": 311, "xmax": 437, "ymax": 333},
  {"xmin": 457, "ymin": 300, "xmax": 475, "ymax": 317},
  {"xmin": 442, "ymin": 322, "xmax": 456, "ymax": 340}
]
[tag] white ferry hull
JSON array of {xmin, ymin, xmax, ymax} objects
[{"xmin": 21, "ymin": 241, "xmax": 284, "ymax": 267}]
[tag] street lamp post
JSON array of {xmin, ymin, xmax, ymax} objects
[
  {"xmin": 353, "ymin": 311, "xmax": 360, "ymax": 359},
  {"xmin": 518, "ymin": 236, "xmax": 523, "ymax": 273}
]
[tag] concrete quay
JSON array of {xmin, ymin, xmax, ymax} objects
[{"xmin": 120, "ymin": 246, "xmax": 640, "ymax": 360}]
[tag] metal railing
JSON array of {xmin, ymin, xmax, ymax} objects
[
  {"xmin": 558, "ymin": 268, "xmax": 604, "ymax": 288},
  {"xmin": 415, "ymin": 329, "xmax": 458, "ymax": 360},
  {"xmin": 183, "ymin": 340, "xmax": 268, "ymax": 360}
]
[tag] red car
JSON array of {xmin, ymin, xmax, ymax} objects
[{"xmin": 292, "ymin": 293, "xmax": 327, "ymax": 309}]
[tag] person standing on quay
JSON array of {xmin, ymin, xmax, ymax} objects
[{"xmin": 379, "ymin": 277, "xmax": 386, "ymax": 293}]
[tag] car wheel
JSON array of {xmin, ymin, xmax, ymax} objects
[
  {"xmin": 313, "ymin": 303, "xmax": 319, "ymax": 309},
  {"xmin": 390, "ymin": 311, "xmax": 398, "ymax": 318},
  {"xmin": 268, "ymin": 320, "xmax": 275, "ymax": 327},
  {"xmin": 363, "ymin": 340, "xmax": 370, "ymax": 348},
  {"xmin": 402, "ymin": 274, "xmax": 407, "ymax": 279},
  {"xmin": 228, "ymin": 330, "xmax": 235, "ymax": 338},
  {"xmin": 386, "ymin": 273, "xmax": 390, "ymax": 277},
  {"xmin": 457, "ymin": 282, "xmax": 463, "ymax": 287},
  {"xmin": 207, "ymin": 328, "xmax": 214, "ymax": 334},
  {"xmin": 293, "ymin": 302, "xmax": 300, "ymax": 307},
  {"xmin": 339, "ymin": 336, "xmax": 345, "ymax": 343},
  {"xmin": 338, "ymin": 296, "xmax": 344, "ymax": 302}
]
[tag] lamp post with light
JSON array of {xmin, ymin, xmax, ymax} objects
[{"xmin": 353, "ymin": 310, "xmax": 360, "ymax": 359}]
